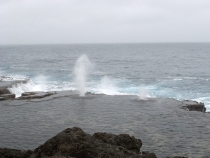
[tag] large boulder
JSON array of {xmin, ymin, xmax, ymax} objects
[
  {"xmin": 0, "ymin": 127, "xmax": 190, "ymax": 158},
  {"xmin": 182, "ymin": 100, "xmax": 206, "ymax": 112},
  {"xmin": 31, "ymin": 127, "xmax": 156, "ymax": 158}
]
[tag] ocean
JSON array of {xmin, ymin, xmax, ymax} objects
[
  {"xmin": 0, "ymin": 43, "xmax": 210, "ymax": 157},
  {"xmin": 0, "ymin": 43, "xmax": 209, "ymax": 110}
]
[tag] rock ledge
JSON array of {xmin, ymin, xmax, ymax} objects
[{"xmin": 182, "ymin": 100, "xmax": 206, "ymax": 112}]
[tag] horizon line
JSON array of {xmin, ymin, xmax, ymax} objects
[{"xmin": 0, "ymin": 42, "xmax": 210, "ymax": 46}]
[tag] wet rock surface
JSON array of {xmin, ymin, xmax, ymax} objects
[
  {"xmin": 0, "ymin": 77, "xmax": 54, "ymax": 101},
  {"xmin": 0, "ymin": 78, "xmax": 27, "ymax": 100},
  {"xmin": 182, "ymin": 100, "xmax": 206, "ymax": 112},
  {"xmin": 18, "ymin": 92, "xmax": 54, "ymax": 100},
  {"xmin": 0, "ymin": 94, "xmax": 16, "ymax": 100},
  {"xmin": 0, "ymin": 91, "xmax": 54, "ymax": 101}
]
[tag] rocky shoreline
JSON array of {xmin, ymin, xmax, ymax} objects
[
  {"xmin": 0, "ymin": 90, "xmax": 207, "ymax": 113},
  {"xmin": 0, "ymin": 127, "xmax": 189, "ymax": 158},
  {"xmin": 0, "ymin": 76, "xmax": 207, "ymax": 113},
  {"xmin": 0, "ymin": 78, "xmax": 209, "ymax": 157}
]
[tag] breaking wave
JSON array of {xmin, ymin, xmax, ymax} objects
[
  {"xmin": 7, "ymin": 80, "xmax": 46, "ymax": 98},
  {"xmin": 3, "ymin": 74, "xmax": 210, "ymax": 111}
]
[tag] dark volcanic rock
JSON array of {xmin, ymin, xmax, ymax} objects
[
  {"xmin": 0, "ymin": 96, "xmax": 5, "ymax": 101},
  {"xmin": 0, "ymin": 126, "xmax": 189, "ymax": 158},
  {"xmin": 0, "ymin": 93, "xmax": 15, "ymax": 101},
  {"xmin": 21, "ymin": 92, "xmax": 37, "ymax": 96},
  {"xmin": 31, "ymin": 127, "xmax": 156, "ymax": 158},
  {"xmin": 0, "ymin": 88, "xmax": 11, "ymax": 95},
  {"xmin": 140, "ymin": 151, "xmax": 158, "ymax": 158},
  {"xmin": 93, "ymin": 132, "xmax": 142, "ymax": 153},
  {"xmin": 0, "ymin": 148, "xmax": 32, "ymax": 158},
  {"xmin": 182, "ymin": 100, "xmax": 206, "ymax": 112},
  {"xmin": 0, "ymin": 90, "xmax": 54, "ymax": 101},
  {"xmin": 18, "ymin": 92, "xmax": 54, "ymax": 100},
  {"xmin": 1, "ymin": 94, "xmax": 15, "ymax": 100}
]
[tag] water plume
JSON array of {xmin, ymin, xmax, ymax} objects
[
  {"xmin": 138, "ymin": 86, "xmax": 151, "ymax": 100},
  {"xmin": 74, "ymin": 54, "xmax": 91, "ymax": 96},
  {"xmin": 97, "ymin": 76, "xmax": 119, "ymax": 95}
]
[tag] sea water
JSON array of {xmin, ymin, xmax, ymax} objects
[
  {"xmin": 0, "ymin": 43, "xmax": 209, "ymax": 110},
  {"xmin": 1, "ymin": 43, "xmax": 210, "ymax": 157},
  {"xmin": 1, "ymin": 92, "xmax": 210, "ymax": 157}
]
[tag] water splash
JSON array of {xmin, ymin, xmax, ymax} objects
[
  {"xmin": 8, "ymin": 80, "xmax": 45, "ymax": 98},
  {"xmin": 97, "ymin": 76, "xmax": 119, "ymax": 95},
  {"xmin": 73, "ymin": 54, "xmax": 91, "ymax": 96},
  {"xmin": 138, "ymin": 86, "xmax": 151, "ymax": 100},
  {"xmin": 33, "ymin": 75, "xmax": 47, "ymax": 91}
]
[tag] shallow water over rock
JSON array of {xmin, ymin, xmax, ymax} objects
[{"xmin": 0, "ymin": 91, "xmax": 210, "ymax": 157}]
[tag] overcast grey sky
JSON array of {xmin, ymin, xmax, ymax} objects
[{"xmin": 1, "ymin": 0, "xmax": 210, "ymax": 45}]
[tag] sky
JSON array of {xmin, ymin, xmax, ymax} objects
[{"xmin": 0, "ymin": 0, "xmax": 210, "ymax": 45}]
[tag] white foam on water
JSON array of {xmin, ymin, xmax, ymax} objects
[
  {"xmin": 0, "ymin": 75, "xmax": 26, "ymax": 81},
  {"xmin": 205, "ymin": 104, "xmax": 210, "ymax": 112},
  {"xmin": 183, "ymin": 77, "xmax": 197, "ymax": 80},
  {"xmin": 46, "ymin": 81, "xmax": 75, "ymax": 92},
  {"xmin": 166, "ymin": 76, "xmax": 197, "ymax": 80},
  {"xmin": 9, "ymin": 74, "xmax": 27, "ymax": 81},
  {"xmin": 4, "ymin": 72, "xmax": 209, "ymax": 111},
  {"xmin": 8, "ymin": 80, "xmax": 45, "ymax": 98},
  {"xmin": 173, "ymin": 78, "xmax": 183, "ymax": 81},
  {"xmin": 32, "ymin": 75, "xmax": 47, "ymax": 91},
  {"xmin": 96, "ymin": 76, "xmax": 122, "ymax": 95},
  {"xmin": 87, "ymin": 76, "xmax": 155, "ymax": 96}
]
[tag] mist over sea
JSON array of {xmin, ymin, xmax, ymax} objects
[{"xmin": 0, "ymin": 43, "xmax": 209, "ymax": 110}]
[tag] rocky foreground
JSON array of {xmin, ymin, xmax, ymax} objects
[{"xmin": 0, "ymin": 127, "xmax": 188, "ymax": 158}]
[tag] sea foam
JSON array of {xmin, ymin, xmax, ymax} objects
[
  {"xmin": 8, "ymin": 80, "xmax": 45, "ymax": 98},
  {"xmin": 97, "ymin": 76, "xmax": 120, "ymax": 95}
]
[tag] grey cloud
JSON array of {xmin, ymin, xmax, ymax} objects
[{"xmin": 0, "ymin": 0, "xmax": 210, "ymax": 44}]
